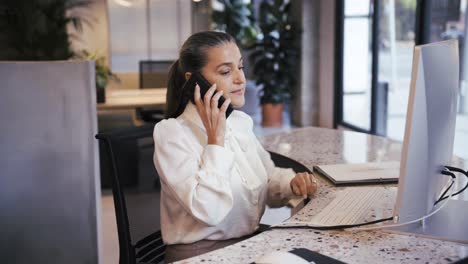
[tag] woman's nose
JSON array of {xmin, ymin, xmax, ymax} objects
[{"xmin": 233, "ymin": 69, "xmax": 245, "ymax": 84}]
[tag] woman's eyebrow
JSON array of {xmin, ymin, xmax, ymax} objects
[
  {"xmin": 216, "ymin": 62, "xmax": 233, "ymax": 69},
  {"xmin": 215, "ymin": 58, "xmax": 244, "ymax": 69}
]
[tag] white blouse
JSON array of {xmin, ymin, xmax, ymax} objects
[{"xmin": 153, "ymin": 103, "xmax": 296, "ymax": 245}]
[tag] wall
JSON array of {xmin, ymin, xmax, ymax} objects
[
  {"xmin": 291, "ymin": 0, "xmax": 321, "ymax": 127},
  {"xmin": 70, "ymin": 0, "xmax": 111, "ymax": 64},
  {"xmin": 192, "ymin": 0, "xmax": 212, "ymax": 33},
  {"xmin": 288, "ymin": 0, "xmax": 337, "ymax": 128},
  {"xmin": 318, "ymin": 0, "xmax": 336, "ymax": 128}
]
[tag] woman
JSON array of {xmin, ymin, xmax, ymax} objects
[{"xmin": 153, "ymin": 31, "xmax": 318, "ymax": 262}]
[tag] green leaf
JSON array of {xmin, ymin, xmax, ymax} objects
[
  {"xmin": 211, "ymin": 0, "xmax": 256, "ymax": 48},
  {"xmin": 1, "ymin": 0, "xmax": 92, "ymax": 61},
  {"xmin": 249, "ymin": 0, "xmax": 300, "ymax": 104}
]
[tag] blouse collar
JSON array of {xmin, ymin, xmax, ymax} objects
[
  {"xmin": 179, "ymin": 103, "xmax": 250, "ymax": 151},
  {"xmin": 179, "ymin": 102, "xmax": 206, "ymax": 131}
]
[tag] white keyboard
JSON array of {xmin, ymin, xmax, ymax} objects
[{"xmin": 309, "ymin": 187, "xmax": 384, "ymax": 226}]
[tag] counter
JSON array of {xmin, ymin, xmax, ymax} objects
[{"xmin": 177, "ymin": 127, "xmax": 468, "ymax": 263}]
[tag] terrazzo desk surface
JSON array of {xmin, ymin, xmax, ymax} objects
[{"xmin": 177, "ymin": 127, "xmax": 468, "ymax": 264}]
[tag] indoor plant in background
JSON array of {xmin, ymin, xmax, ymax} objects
[
  {"xmin": 0, "ymin": 0, "xmax": 115, "ymax": 103},
  {"xmin": 211, "ymin": 0, "xmax": 258, "ymax": 49},
  {"xmin": 211, "ymin": 0, "xmax": 262, "ymax": 117},
  {"xmin": 0, "ymin": 0, "xmax": 91, "ymax": 60},
  {"xmin": 249, "ymin": 0, "xmax": 300, "ymax": 127},
  {"xmin": 76, "ymin": 50, "xmax": 121, "ymax": 103}
]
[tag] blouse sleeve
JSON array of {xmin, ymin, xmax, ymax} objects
[
  {"xmin": 253, "ymin": 137, "xmax": 297, "ymax": 204},
  {"xmin": 232, "ymin": 111, "xmax": 296, "ymax": 204},
  {"xmin": 153, "ymin": 119, "xmax": 235, "ymax": 226}
]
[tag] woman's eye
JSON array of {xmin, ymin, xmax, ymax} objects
[
  {"xmin": 239, "ymin": 66, "xmax": 244, "ymax": 71},
  {"xmin": 220, "ymin": 70, "xmax": 230, "ymax": 75}
]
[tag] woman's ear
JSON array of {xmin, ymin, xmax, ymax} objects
[{"xmin": 185, "ymin": 72, "xmax": 192, "ymax": 81}]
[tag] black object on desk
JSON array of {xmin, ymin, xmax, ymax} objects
[
  {"xmin": 268, "ymin": 151, "xmax": 312, "ymax": 174},
  {"xmin": 289, "ymin": 248, "xmax": 347, "ymax": 264},
  {"xmin": 253, "ymin": 248, "xmax": 346, "ymax": 264},
  {"xmin": 268, "ymin": 151, "xmax": 312, "ymax": 206}
]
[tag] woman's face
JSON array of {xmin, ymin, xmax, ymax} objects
[{"xmin": 199, "ymin": 42, "xmax": 246, "ymax": 108}]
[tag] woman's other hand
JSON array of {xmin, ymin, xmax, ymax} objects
[
  {"xmin": 194, "ymin": 83, "xmax": 231, "ymax": 146},
  {"xmin": 290, "ymin": 172, "xmax": 318, "ymax": 198}
]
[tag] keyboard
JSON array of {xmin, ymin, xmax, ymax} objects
[{"xmin": 308, "ymin": 187, "xmax": 384, "ymax": 226}]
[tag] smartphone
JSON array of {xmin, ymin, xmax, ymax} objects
[{"xmin": 187, "ymin": 72, "xmax": 234, "ymax": 118}]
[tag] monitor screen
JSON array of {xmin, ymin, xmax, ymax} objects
[{"xmin": 139, "ymin": 60, "xmax": 174, "ymax": 89}]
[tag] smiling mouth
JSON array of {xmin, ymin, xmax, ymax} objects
[{"xmin": 231, "ymin": 89, "xmax": 243, "ymax": 94}]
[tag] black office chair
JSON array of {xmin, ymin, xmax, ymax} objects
[
  {"xmin": 268, "ymin": 150, "xmax": 313, "ymax": 206},
  {"xmin": 268, "ymin": 151, "xmax": 312, "ymax": 174},
  {"xmin": 96, "ymin": 124, "xmax": 165, "ymax": 264},
  {"xmin": 137, "ymin": 60, "xmax": 173, "ymax": 123}
]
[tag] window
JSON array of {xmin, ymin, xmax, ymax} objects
[
  {"xmin": 341, "ymin": 1, "xmax": 373, "ymax": 131},
  {"xmin": 335, "ymin": 0, "xmax": 467, "ymax": 159},
  {"xmin": 380, "ymin": 0, "xmax": 416, "ymax": 140},
  {"xmin": 107, "ymin": 0, "xmax": 191, "ymax": 72},
  {"xmin": 426, "ymin": 0, "xmax": 467, "ymax": 159}
]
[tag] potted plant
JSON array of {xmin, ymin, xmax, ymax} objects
[
  {"xmin": 248, "ymin": 0, "xmax": 300, "ymax": 127},
  {"xmin": 76, "ymin": 50, "xmax": 120, "ymax": 103},
  {"xmin": 211, "ymin": 0, "xmax": 257, "ymax": 49},
  {"xmin": 0, "ymin": 0, "xmax": 91, "ymax": 60},
  {"xmin": 211, "ymin": 0, "xmax": 261, "ymax": 116}
]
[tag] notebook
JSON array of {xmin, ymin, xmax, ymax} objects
[{"xmin": 313, "ymin": 161, "xmax": 400, "ymax": 186}]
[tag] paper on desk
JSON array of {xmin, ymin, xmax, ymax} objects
[{"xmin": 314, "ymin": 161, "xmax": 400, "ymax": 185}]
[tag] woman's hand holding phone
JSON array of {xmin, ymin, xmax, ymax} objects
[{"xmin": 194, "ymin": 83, "xmax": 231, "ymax": 147}]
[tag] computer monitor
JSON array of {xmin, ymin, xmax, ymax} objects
[
  {"xmin": 390, "ymin": 39, "xmax": 468, "ymax": 243},
  {"xmin": 139, "ymin": 60, "xmax": 173, "ymax": 89}
]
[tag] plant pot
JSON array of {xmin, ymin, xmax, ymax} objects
[
  {"xmin": 262, "ymin": 103, "xmax": 283, "ymax": 127},
  {"xmin": 96, "ymin": 88, "xmax": 105, "ymax": 103}
]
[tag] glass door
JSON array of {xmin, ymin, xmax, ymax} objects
[
  {"xmin": 336, "ymin": 0, "xmax": 375, "ymax": 133},
  {"xmin": 380, "ymin": 0, "xmax": 417, "ymax": 141},
  {"xmin": 335, "ymin": 0, "xmax": 467, "ymax": 159},
  {"xmin": 425, "ymin": 0, "xmax": 467, "ymax": 159}
]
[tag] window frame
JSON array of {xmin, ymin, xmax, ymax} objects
[{"xmin": 334, "ymin": 0, "xmax": 431, "ymax": 135}]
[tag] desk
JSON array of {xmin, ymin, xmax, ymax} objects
[
  {"xmin": 97, "ymin": 88, "xmax": 166, "ymax": 110},
  {"xmin": 181, "ymin": 127, "xmax": 468, "ymax": 263}
]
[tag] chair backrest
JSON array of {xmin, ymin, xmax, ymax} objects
[
  {"xmin": 139, "ymin": 60, "xmax": 173, "ymax": 89},
  {"xmin": 0, "ymin": 61, "xmax": 100, "ymax": 263},
  {"xmin": 268, "ymin": 151, "xmax": 312, "ymax": 174},
  {"xmin": 268, "ymin": 151, "xmax": 313, "ymax": 206},
  {"xmin": 96, "ymin": 124, "xmax": 165, "ymax": 264}
]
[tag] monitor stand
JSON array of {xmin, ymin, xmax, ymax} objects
[{"xmin": 386, "ymin": 199, "xmax": 468, "ymax": 244}]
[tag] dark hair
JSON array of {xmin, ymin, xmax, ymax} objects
[{"xmin": 165, "ymin": 31, "xmax": 236, "ymax": 119}]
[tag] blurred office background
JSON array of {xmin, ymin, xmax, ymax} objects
[
  {"xmin": 9, "ymin": 0, "xmax": 461, "ymax": 157},
  {"xmin": 2, "ymin": 0, "xmax": 465, "ymax": 157}
]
